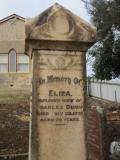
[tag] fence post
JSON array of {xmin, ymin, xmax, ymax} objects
[{"xmin": 100, "ymin": 81, "xmax": 102, "ymax": 99}]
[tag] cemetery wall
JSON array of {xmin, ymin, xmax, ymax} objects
[{"xmin": 88, "ymin": 80, "xmax": 120, "ymax": 103}]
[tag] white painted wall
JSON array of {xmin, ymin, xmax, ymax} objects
[{"xmin": 88, "ymin": 80, "xmax": 120, "ymax": 103}]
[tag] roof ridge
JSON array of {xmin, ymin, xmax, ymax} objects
[{"xmin": 0, "ymin": 14, "xmax": 25, "ymax": 24}]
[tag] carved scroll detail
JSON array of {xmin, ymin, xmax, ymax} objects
[{"xmin": 39, "ymin": 55, "xmax": 82, "ymax": 70}]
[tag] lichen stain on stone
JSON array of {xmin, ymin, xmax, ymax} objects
[
  {"xmin": 16, "ymin": 114, "xmax": 30, "ymax": 122},
  {"xmin": 25, "ymin": 3, "xmax": 96, "ymax": 42}
]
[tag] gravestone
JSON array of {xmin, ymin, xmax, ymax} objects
[{"xmin": 26, "ymin": 3, "xmax": 96, "ymax": 160}]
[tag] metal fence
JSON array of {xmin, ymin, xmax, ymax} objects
[{"xmin": 88, "ymin": 80, "xmax": 120, "ymax": 103}]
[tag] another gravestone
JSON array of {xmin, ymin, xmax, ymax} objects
[{"xmin": 26, "ymin": 3, "xmax": 96, "ymax": 160}]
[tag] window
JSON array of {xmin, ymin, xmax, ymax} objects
[
  {"xmin": 0, "ymin": 51, "xmax": 29, "ymax": 73},
  {"xmin": 9, "ymin": 49, "xmax": 16, "ymax": 72},
  {"xmin": 17, "ymin": 54, "xmax": 29, "ymax": 72},
  {"xmin": 0, "ymin": 54, "xmax": 8, "ymax": 72}
]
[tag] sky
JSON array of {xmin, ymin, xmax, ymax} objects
[{"xmin": 0, "ymin": 0, "xmax": 90, "ymax": 22}]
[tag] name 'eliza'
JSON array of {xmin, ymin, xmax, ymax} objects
[{"xmin": 49, "ymin": 90, "xmax": 72, "ymax": 97}]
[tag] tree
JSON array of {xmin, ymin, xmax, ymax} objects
[{"xmin": 83, "ymin": 0, "xmax": 120, "ymax": 80}]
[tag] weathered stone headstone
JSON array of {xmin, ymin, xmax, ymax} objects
[{"xmin": 26, "ymin": 3, "xmax": 96, "ymax": 160}]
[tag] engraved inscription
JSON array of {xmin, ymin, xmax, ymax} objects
[{"xmin": 36, "ymin": 52, "xmax": 84, "ymax": 125}]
